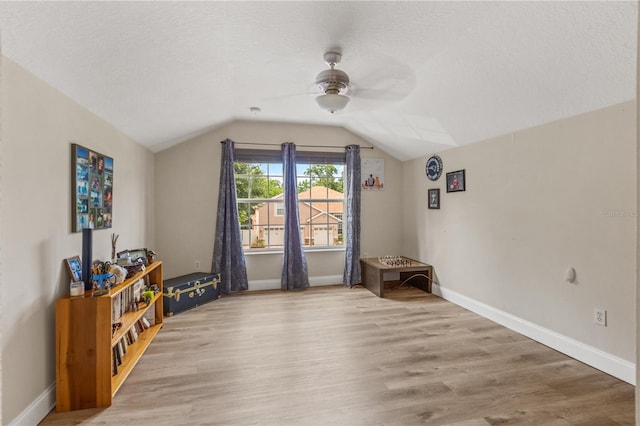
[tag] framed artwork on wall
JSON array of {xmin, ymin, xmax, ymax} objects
[
  {"xmin": 446, "ymin": 169, "xmax": 465, "ymax": 193},
  {"xmin": 72, "ymin": 143, "xmax": 113, "ymax": 232},
  {"xmin": 428, "ymin": 188, "xmax": 440, "ymax": 209},
  {"xmin": 362, "ymin": 158, "xmax": 384, "ymax": 190}
]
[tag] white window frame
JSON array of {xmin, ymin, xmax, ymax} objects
[{"xmin": 234, "ymin": 149, "xmax": 346, "ymax": 252}]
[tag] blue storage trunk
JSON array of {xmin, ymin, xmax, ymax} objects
[{"xmin": 163, "ymin": 272, "xmax": 220, "ymax": 317}]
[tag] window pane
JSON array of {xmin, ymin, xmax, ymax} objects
[
  {"xmin": 327, "ymin": 199, "xmax": 344, "ymax": 216},
  {"xmin": 335, "ymin": 213, "xmax": 344, "ymax": 244},
  {"xmin": 300, "ymin": 224, "xmax": 311, "ymax": 246},
  {"xmin": 237, "ymin": 202, "xmax": 251, "ymax": 227},
  {"xmin": 254, "ymin": 163, "xmax": 268, "ymax": 175},
  {"xmin": 268, "ymin": 163, "xmax": 283, "ymax": 176},
  {"xmin": 296, "ymin": 163, "xmax": 310, "ymax": 176},
  {"xmin": 234, "ymin": 163, "xmax": 249, "ymax": 176},
  {"xmin": 250, "ymin": 201, "xmax": 265, "ymax": 228},
  {"xmin": 309, "ymin": 202, "xmax": 329, "ymax": 222},
  {"xmin": 318, "ymin": 183, "xmax": 330, "ymax": 198},
  {"xmin": 265, "ymin": 224, "xmax": 285, "ymax": 248},
  {"xmin": 298, "ymin": 200, "xmax": 311, "ymax": 226},
  {"xmin": 268, "ymin": 177, "xmax": 283, "ymax": 197},
  {"xmin": 235, "ymin": 176, "xmax": 249, "ymax": 198},
  {"xmin": 251, "ymin": 225, "xmax": 267, "ymax": 248},
  {"xmin": 275, "ymin": 202, "xmax": 284, "ymax": 216},
  {"xmin": 248, "ymin": 175, "xmax": 268, "ymax": 198},
  {"xmin": 297, "ymin": 177, "xmax": 309, "ymax": 194},
  {"xmin": 311, "ymin": 224, "xmax": 335, "ymax": 246}
]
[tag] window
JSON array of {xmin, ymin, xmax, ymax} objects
[
  {"xmin": 296, "ymin": 162, "xmax": 344, "ymax": 247},
  {"xmin": 234, "ymin": 149, "xmax": 345, "ymax": 250},
  {"xmin": 234, "ymin": 161, "xmax": 284, "ymax": 249}
]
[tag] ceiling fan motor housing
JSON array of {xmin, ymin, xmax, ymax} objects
[
  {"xmin": 316, "ymin": 51, "xmax": 350, "ymax": 94},
  {"xmin": 316, "ymin": 69, "xmax": 349, "ymax": 94}
]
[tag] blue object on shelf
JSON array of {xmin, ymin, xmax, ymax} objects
[{"xmin": 92, "ymin": 273, "xmax": 114, "ymax": 296}]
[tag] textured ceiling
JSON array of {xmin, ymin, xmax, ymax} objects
[{"xmin": 1, "ymin": 1, "xmax": 637, "ymax": 161}]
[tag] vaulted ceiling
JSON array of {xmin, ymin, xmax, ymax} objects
[{"xmin": 1, "ymin": 1, "xmax": 636, "ymax": 161}]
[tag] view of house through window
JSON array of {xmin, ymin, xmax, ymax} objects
[{"xmin": 235, "ymin": 159, "xmax": 345, "ymax": 250}]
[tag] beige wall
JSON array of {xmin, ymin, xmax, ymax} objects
[
  {"xmin": 155, "ymin": 120, "xmax": 403, "ymax": 286},
  {"xmin": 0, "ymin": 32, "xmax": 4, "ymax": 425},
  {"xmin": 636, "ymin": 10, "xmax": 639, "ymax": 421},
  {"xmin": 403, "ymin": 101, "xmax": 636, "ymax": 367},
  {"xmin": 0, "ymin": 57, "xmax": 155, "ymax": 424}
]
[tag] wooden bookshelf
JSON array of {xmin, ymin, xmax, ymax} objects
[{"xmin": 55, "ymin": 261, "xmax": 163, "ymax": 412}]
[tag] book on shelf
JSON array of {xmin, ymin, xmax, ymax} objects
[
  {"xmin": 126, "ymin": 328, "xmax": 135, "ymax": 344},
  {"xmin": 116, "ymin": 340, "xmax": 124, "ymax": 363},
  {"xmin": 133, "ymin": 279, "xmax": 144, "ymax": 303},
  {"xmin": 112, "ymin": 347, "xmax": 119, "ymax": 376},
  {"xmin": 113, "ymin": 345, "xmax": 122, "ymax": 367},
  {"xmin": 143, "ymin": 304, "xmax": 156, "ymax": 326},
  {"xmin": 134, "ymin": 320, "xmax": 144, "ymax": 334},
  {"xmin": 141, "ymin": 316, "xmax": 151, "ymax": 329},
  {"xmin": 112, "ymin": 279, "xmax": 145, "ymax": 323},
  {"xmin": 130, "ymin": 325, "xmax": 138, "ymax": 341}
]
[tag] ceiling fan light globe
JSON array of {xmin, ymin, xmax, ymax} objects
[{"xmin": 316, "ymin": 93, "xmax": 349, "ymax": 113}]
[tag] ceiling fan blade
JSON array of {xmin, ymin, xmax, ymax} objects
[
  {"xmin": 347, "ymin": 53, "xmax": 417, "ymax": 103},
  {"xmin": 261, "ymin": 92, "xmax": 314, "ymax": 101},
  {"xmin": 349, "ymin": 84, "xmax": 411, "ymax": 102}
]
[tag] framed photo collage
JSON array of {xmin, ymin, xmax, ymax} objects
[{"xmin": 72, "ymin": 144, "xmax": 113, "ymax": 232}]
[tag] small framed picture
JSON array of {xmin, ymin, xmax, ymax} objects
[
  {"xmin": 64, "ymin": 256, "xmax": 83, "ymax": 282},
  {"xmin": 128, "ymin": 248, "xmax": 148, "ymax": 262},
  {"xmin": 428, "ymin": 188, "xmax": 440, "ymax": 209},
  {"xmin": 446, "ymin": 169, "xmax": 466, "ymax": 193},
  {"xmin": 118, "ymin": 248, "xmax": 147, "ymax": 261}
]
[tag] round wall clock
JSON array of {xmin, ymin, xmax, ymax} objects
[{"xmin": 426, "ymin": 155, "xmax": 443, "ymax": 181}]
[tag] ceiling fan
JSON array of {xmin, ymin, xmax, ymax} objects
[
  {"xmin": 312, "ymin": 50, "xmax": 416, "ymax": 114},
  {"xmin": 315, "ymin": 51, "xmax": 351, "ymax": 113},
  {"xmin": 262, "ymin": 50, "xmax": 415, "ymax": 113}
]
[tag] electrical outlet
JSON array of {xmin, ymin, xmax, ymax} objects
[
  {"xmin": 195, "ymin": 260, "xmax": 200, "ymax": 270},
  {"xmin": 594, "ymin": 308, "xmax": 607, "ymax": 326}
]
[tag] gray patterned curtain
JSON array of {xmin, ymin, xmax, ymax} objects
[
  {"xmin": 213, "ymin": 139, "xmax": 249, "ymax": 294},
  {"xmin": 281, "ymin": 142, "xmax": 310, "ymax": 291},
  {"xmin": 343, "ymin": 145, "xmax": 361, "ymax": 287}
]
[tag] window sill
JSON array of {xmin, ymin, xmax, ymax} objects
[{"xmin": 244, "ymin": 247, "xmax": 346, "ymax": 256}]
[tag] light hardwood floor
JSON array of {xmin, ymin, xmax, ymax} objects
[{"xmin": 41, "ymin": 285, "xmax": 635, "ymax": 425}]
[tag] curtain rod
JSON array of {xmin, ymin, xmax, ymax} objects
[{"xmin": 221, "ymin": 141, "xmax": 374, "ymax": 150}]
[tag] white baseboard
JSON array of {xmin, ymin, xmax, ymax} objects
[
  {"xmin": 432, "ymin": 283, "xmax": 635, "ymax": 385},
  {"xmin": 10, "ymin": 382, "xmax": 55, "ymax": 426},
  {"xmin": 249, "ymin": 275, "xmax": 343, "ymax": 291},
  {"xmin": 309, "ymin": 274, "xmax": 344, "ymax": 286}
]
